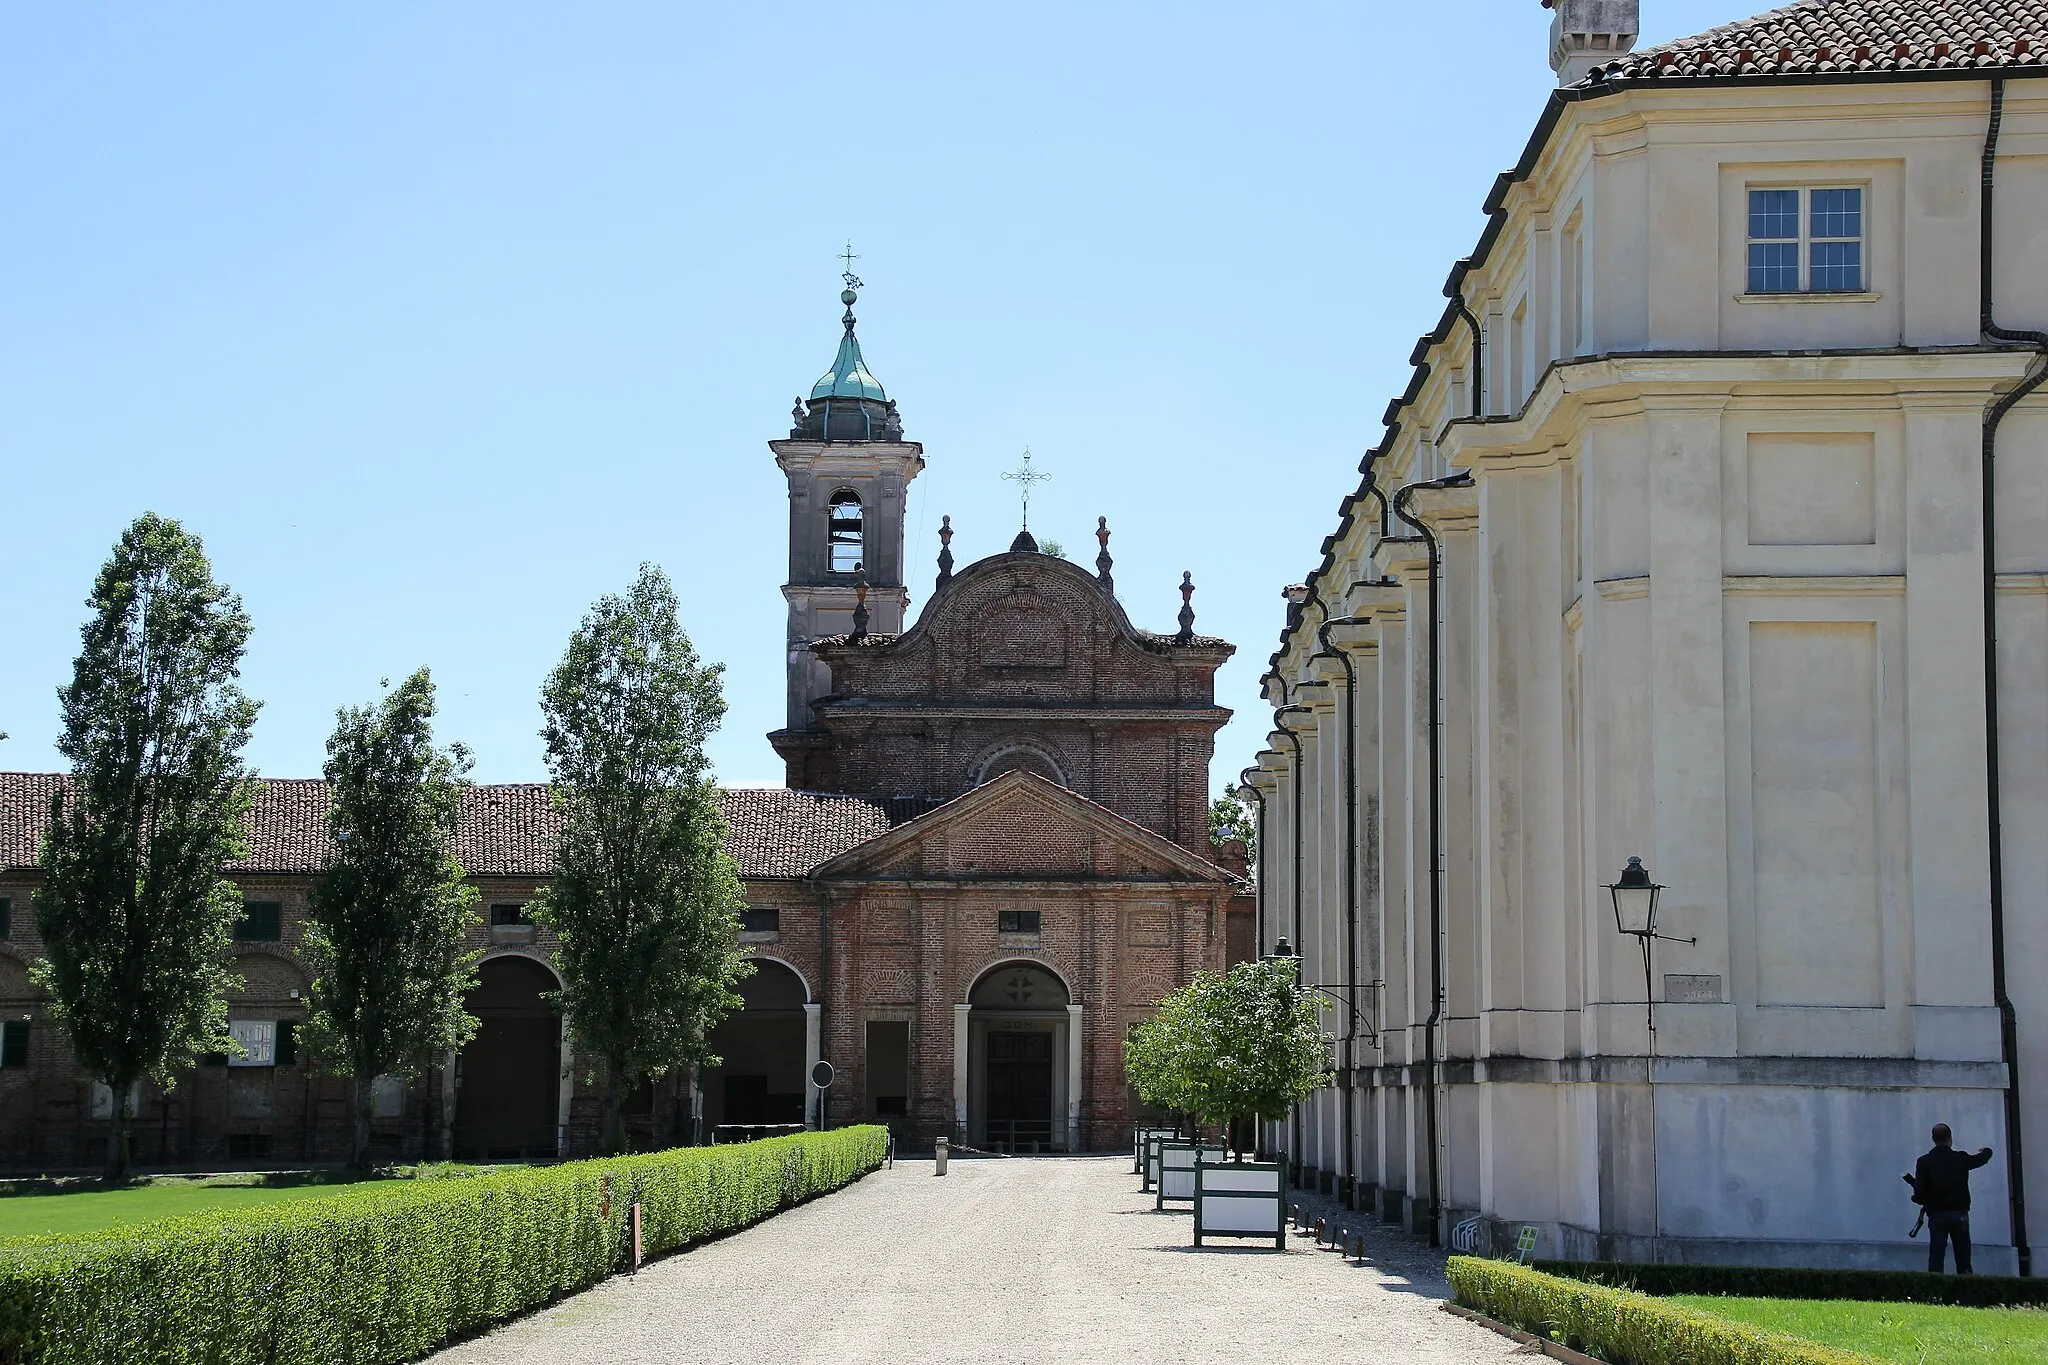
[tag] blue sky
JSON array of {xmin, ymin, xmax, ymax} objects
[{"xmin": 1, "ymin": 1, "xmax": 1755, "ymax": 791}]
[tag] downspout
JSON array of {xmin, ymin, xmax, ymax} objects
[
  {"xmin": 1273, "ymin": 701, "xmax": 1312, "ymax": 1186},
  {"xmin": 818, "ymin": 892, "xmax": 832, "ymax": 1132},
  {"xmin": 1239, "ymin": 763, "xmax": 1268, "ymax": 956},
  {"xmin": 1451, "ymin": 294, "xmax": 1485, "ymax": 419},
  {"xmin": 1392, "ymin": 471, "xmax": 1472, "ymax": 1246},
  {"xmin": 1317, "ymin": 604, "xmax": 1365, "ymax": 1210},
  {"xmin": 1980, "ymin": 74, "xmax": 2046, "ymax": 1277}
]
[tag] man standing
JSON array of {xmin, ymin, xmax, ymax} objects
[{"xmin": 1904, "ymin": 1123, "xmax": 1995, "ymax": 1274}]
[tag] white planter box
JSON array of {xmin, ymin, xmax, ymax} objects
[
  {"xmin": 1155, "ymin": 1140, "xmax": 1229, "ymax": 1206},
  {"xmin": 1193, "ymin": 1160, "xmax": 1286, "ymax": 1249}
]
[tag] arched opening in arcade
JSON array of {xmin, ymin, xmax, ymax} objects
[
  {"xmin": 964, "ymin": 960, "xmax": 1077, "ymax": 1154},
  {"xmin": 700, "ymin": 959, "xmax": 813, "ymax": 1140},
  {"xmin": 453, "ymin": 956, "xmax": 562, "ymax": 1160}
]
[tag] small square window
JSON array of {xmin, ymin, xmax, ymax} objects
[
  {"xmin": 227, "ymin": 1020, "xmax": 277, "ymax": 1067},
  {"xmin": 998, "ymin": 910, "xmax": 1041, "ymax": 934},
  {"xmin": 234, "ymin": 901, "xmax": 283, "ymax": 942},
  {"xmin": 1747, "ymin": 187, "xmax": 1863, "ymax": 294},
  {"xmin": 740, "ymin": 907, "xmax": 781, "ymax": 934},
  {"xmin": 490, "ymin": 903, "xmax": 532, "ymax": 927}
]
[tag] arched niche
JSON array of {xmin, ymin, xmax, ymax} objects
[
  {"xmin": 965, "ymin": 959, "xmax": 1077, "ymax": 1154},
  {"xmin": 702, "ymin": 958, "xmax": 813, "ymax": 1134}
]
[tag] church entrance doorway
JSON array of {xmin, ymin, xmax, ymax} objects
[
  {"xmin": 454, "ymin": 956, "xmax": 561, "ymax": 1160},
  {"xmin": 963, "ymin": 961, "xmax": 1078, "ymax": 1154},
  {"xmin": 701, "ymin": 959, "xmax": 815, "ymax": 1137}
]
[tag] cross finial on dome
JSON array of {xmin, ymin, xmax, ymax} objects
[{"xmin": 1001, "ymin": 448, "xmax": 1050, "ymax": 533}]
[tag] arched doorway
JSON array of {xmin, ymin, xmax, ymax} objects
[
  {"xmin": 700, "ymin": 960, "xmax": 813, "ymax": 1138},
  {"xmin": 454, "ymin": 957, "xmax": 560, "ymax": 1160},
  {"xmin": 965, "ymin": 961, "xmax": 1077, "ymax": 1154}
]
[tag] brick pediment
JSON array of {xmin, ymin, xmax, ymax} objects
[{"xmin": 813, "ymin": 770, "xmax": 1232, "ymax": 884}]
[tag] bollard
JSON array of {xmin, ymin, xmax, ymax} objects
[{"xmin": 934, "ymin": 1135, "xmax": 950, "ymax": 1176}]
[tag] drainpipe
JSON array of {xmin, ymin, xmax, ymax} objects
[
  {"xmin": 1392, "ymin": 471, "xmax": 1473, "ymax": 1247},
  {"xmin": 1272, "ymin": 701, "xmax": 1312, "ymax": 1186},
  {"xmin": 818, "ymin": 894, "xmax": 832, "ymax": 1132},
  {"xmin": 1979, "ymin": 74, "xmax": 2045, "ymax": 1278},
  {"xmin": 1317, "ymin": 604, "xmax": 1365, "ymax": 1210},
  {"xmin": 1238, "ymin": 763, "xmax": 1268, "ymax": 957},
  {"xmin": 1451, "ymin": 294, "xmax": 1485, "ymax": 419}
]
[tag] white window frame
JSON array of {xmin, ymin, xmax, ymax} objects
[
  {"xmin": 1746, "ymin": 184, "xmax": 1866, "ymax": 295},
  {"xmin": 228, "ymin": 1019, "xmax": 278, "ymax": 1067}
]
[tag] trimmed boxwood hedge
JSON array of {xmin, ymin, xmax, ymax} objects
[
  {"xmin": 1448, "ymin": 1257, "xmax": 1883, "ymax": 1365},
  {"xmin": 1531, "ymin": 1258, "xmax": 2048, "ymax": 1309},
  {"xmin": 0, "ymin": 1126, "xmax": 886, "ymax": 1365}
]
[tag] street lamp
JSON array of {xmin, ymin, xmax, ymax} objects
[{"xmin": 1605, "ymin": 856, "xmax": 1695, "ymax": 1038}]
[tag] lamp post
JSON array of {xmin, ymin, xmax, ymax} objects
[{"xmin": 1605, "ymin": 856, "xmax": 1695, "ymax": 1041}]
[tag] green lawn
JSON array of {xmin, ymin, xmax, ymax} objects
[
  {"xmin": 1674, "ymin": 1294, "xmax": 2048, "ymax": 1365},
  {"xmin": 0, "ymin": 1175, "xmax": 377, "ymax": 1240}
]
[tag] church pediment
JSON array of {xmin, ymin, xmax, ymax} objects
[
  {"xmin": 812, "ymin": 770, "xmax": 1233, "ymax": 884},
  {"xmin": 811, "ymin": 551, "xmax": 1229, "ymax": 708}
]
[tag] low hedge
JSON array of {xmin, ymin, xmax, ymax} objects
[
  {"xmin": 1448, "ymin": 1257, "xmax": 1883, "ymax": 1365},
  {"xmin": 0, "ymin": 1126, "xmax": 886, "ymax": 1365},
  {"xmin": 1532, "ymin": 1258, "xmax": 2048, "ymax": 1309}
]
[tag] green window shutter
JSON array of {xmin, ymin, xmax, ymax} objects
[
  {"xmin": 234, "ymin": 901, "xmax": 283, "ymax": 942},
  {"xmin": 1, "ymin": 1021, "xmax": 29, "ymax": 1069},
  {"xmin": 276, "ymin": 1021, "xmax": 298, "ymax": 1066}
]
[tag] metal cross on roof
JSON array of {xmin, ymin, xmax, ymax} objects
[
  {"xmin": 1001, "ymin": 448, "xmax": 1051, "ymax": 529},
  {"xmin": 839, "ymin": 241, "xmax": 862, "ymax": 291}
]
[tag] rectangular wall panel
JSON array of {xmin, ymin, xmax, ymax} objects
[{"xmin": 1749, "ymin": 621, "xmax": 1883, "ymax": 1006}]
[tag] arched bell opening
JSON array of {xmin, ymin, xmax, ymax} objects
[
  {"xmin": 454, "ymin": 956, "xmax": 562, "ymax": 1161},
  {"xmin": 963, "ymin": 960, "xmax": 1078, "ymax": 1154},
  {"xmin": 700, "ymin": 958, "xmax": 815, "ymax": 1140}
]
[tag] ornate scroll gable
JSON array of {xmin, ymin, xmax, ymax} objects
[
  {"xmin": 812, "ymin": 551, "xmax": 1225, "ymax": 708},
  {"xmin": 810, "ymin": 770, "xmax": 1236, "ymax": 885}
]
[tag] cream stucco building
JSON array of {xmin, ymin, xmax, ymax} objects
[{"xmin": 1247, "ymin": 0, "xmax": 2048, "ymax": 1273}]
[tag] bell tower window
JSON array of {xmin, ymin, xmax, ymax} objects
[{"xmin": 829, "ymin": 490, "xmax": 865, "ymax": 573}]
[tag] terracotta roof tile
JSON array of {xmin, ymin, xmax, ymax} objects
[
  {"xmin": 1576, "ymin": 0, "xmax": 2048, "ymax": 85},
  {"xmin": 0, "ymin": 773, "xmax": 890, "ymax": 881}
]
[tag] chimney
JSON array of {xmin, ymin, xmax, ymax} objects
[{"xmin": 1545, "ymin": 0, "xmax": 1639, "ymax": 85}]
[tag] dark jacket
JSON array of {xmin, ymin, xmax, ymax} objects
[{"xmin": 1910, "ymin": 1146, "xmax": 1993, "ymax": 1213}]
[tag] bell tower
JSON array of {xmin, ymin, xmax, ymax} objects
[{"xmin": 768, "ymin": 267, "xmax": 924, "ymax": 783}]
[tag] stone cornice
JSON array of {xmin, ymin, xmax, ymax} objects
[{"xmin": 1439, "ymin": 350, "xmax": 2040, "ymax": 473}]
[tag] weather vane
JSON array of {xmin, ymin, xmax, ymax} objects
[
  {"xmin": 1001, "ymin": 448, "xmax": 1051, "ymax": 529},
  {"xmin": 839, "ymin": 241, "xmax": 862, "ymax": 291}
]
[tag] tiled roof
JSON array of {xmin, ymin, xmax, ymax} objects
[
  {"xmin": 0, "ymin": 773, "xmax": 891, "ymax": 881},
  {"xmin": 1579, "ymin": 0, "xmax": 2048, "ymax": 85}
]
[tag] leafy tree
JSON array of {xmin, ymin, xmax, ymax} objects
[
  {"xmin": 33, "ymin": 513, "xmax": 259, "ymax": 1181},
  {"xmin": 1208, "ymin": 789, "xmax": 1257, "ymax": 870},
  {"xmin": 303, "ymin": 668, "xmax": 481, "ymax": 1169},
  {"xmin": 534, "ymin": 565, "xmax": 751, "ymax": 1155},
  {"xmin": 1122, "ymin": 960, "xmax": 1326, "ymax": 1156}
]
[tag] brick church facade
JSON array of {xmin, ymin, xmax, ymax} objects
[{"xmin": 0, "ymin": 279, "xmax": 1248, "ymax": 1167}]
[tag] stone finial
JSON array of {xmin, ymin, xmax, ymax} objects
[
  {"xmin": 1175, "ymin": 571, "xmax": 1196, "ymax": 643},
  {"xmin": 936, "ymin": 515, "xmax": 955, "ymax": 591},
  {"xmin": 851, "ymin": 572, "xmax": 871, "ymax": 641},
  {"xmin": 1095, "ymin": 516, "xmax": 1114, "ymax": 592},
  {"xmin": 1544, "ymin": 0, "xmax": 1638, "ymax": 86},
  {"xmin": 791, "ymin": 398, "xmax": 806, "ymax": 437}
]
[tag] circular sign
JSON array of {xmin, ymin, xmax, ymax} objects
[{"xmin": 810, "ymin": 1060, "xmax": 835, "ymax": 1089}]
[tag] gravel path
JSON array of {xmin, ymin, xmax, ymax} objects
[{"xmin": 427, "ymin": 1155, "xmax": 1523, "ymax": 1364}]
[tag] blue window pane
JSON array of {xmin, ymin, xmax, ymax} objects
[
  {"xmin": 1810, "ymin": 187, "xmax": 1862, "ymax": 240},
  {"xmin": 1749, "ymin": 242, "xmax": 1800, "ymax": 293},
  {"xmin": 1749, "ymin": 189, "xmax": 1799, "ymax": 241},
  {"xmin": 1810, "ymin": 241, "xmax": 1863, "ymax": 292}
]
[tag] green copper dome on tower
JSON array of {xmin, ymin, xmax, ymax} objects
[
  {"xmin": 811, "ymin": 286, "xmax": 889, "ymax": 402},
  {"xmin": 789, "ymin": 267, "xmax": 903, "ymax": 443}
]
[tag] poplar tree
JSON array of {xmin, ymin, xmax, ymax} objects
[
  {"xmin": 33, "ymin": 513, "xmax": 259, "ymax": 1181},
  {"xmin": 535, "ymin": 565, "xmax": 751, "ymax": 1155},
  {"xmin": 303, "ymin": 668, "xmax": 481, "ymax": 1169}
]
